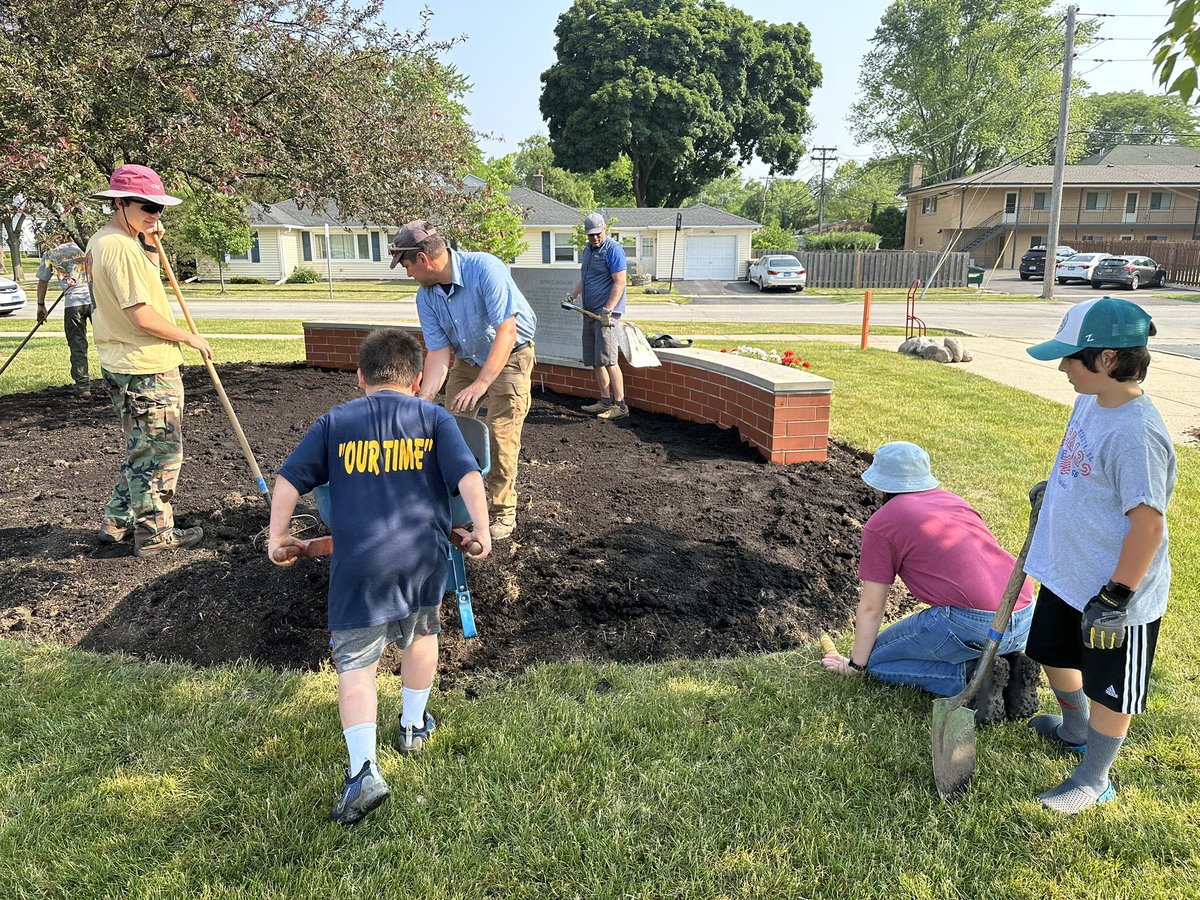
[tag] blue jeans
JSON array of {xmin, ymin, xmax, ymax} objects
[{"xmin": 866, "ymin": 604, "xmax": 1033, "ymax": 697}]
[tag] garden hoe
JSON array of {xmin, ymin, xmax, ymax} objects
[
  {"xmin": 931, "ymin": 486, "xmax": 1043, "ymax": 799},
  {"xmin": 153, "ymin": 235, "xmax": 318, "ymax": 546},
  {"xmin": 153, "ymin": 233, "xmax": 273, "ymax": 508},
  {"xmin": 0, "ymin": 291, "xmax": 64, "ymax": 377}
]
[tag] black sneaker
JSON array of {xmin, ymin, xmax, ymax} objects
[
  {"xmin": 395, "ymin": 711, "xmax": 436, "ymax": 756},
  {"xmin": 330, "ymin": 761, "xmax": 390, "ymax": 826},
  {"xmin": 134, "ymin": 526, "xmax": 204, "ymax": 557},
  {"xmin": 1002, "ymin": 652, "xmax": 1042, "ymax": 720},
  {"xmin": 965, "ymin": 655, "xmax": 1010, "ymax": 727}
]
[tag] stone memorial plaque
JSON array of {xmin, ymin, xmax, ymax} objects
[{"xmin": 511, "ymin": 266, "xmax": 586, "ymax": 367}]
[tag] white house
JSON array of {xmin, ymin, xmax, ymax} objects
[{"xmin": 195, "ymin": 187, "xmax": 759, "ymax": 283}]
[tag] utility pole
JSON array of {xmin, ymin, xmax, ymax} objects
[
  {"xmin": 812, "ymin": 146, "xmax": 837, "ymax": 233},
  {"xmin": 1042, "ymin": 5, "xmax": 1076, "ymax": 300}
]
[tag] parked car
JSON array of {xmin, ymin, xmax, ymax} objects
[
  {"xmin": 1054, "ymin": 252, "xmax": 1106, "ymax": 285},
  {"xmin": 748, "ymin": 254, "xmax": 806, "ymax": 291},
  {"xmin": 1019, "ymin": 245, "xmax": 1077, "ymax": 280},
  {"xmin": 0, "ymin": 276, "xmax": 27, "ymax": 316},
  {"xmin": 1090, "ymin": 255, "xmax": 1167, "ymax": 291}
]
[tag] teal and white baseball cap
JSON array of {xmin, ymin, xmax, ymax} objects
[{"xmin": 1027, "ymin": 297, "xmax": 1153, "ymax": 361}]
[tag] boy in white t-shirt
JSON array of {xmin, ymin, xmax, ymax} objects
[{"xmin": 1023, "ymin": 297, "xmax": 1176, "ymax": 814}]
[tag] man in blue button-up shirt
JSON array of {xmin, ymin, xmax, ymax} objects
[{"xmin": 390, "ymin": 220, "xmax": 537, "ymax": 541}]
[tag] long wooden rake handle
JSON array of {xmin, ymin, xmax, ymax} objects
[
  {"xmin": 0, "ymin": 291, "xmax": 64, "ymax": 377},
  {"xmin": 151, "ymin": 233, "xmax": 272, "ymax": 507}
]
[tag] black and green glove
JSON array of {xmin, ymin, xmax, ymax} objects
[{"xmin": 1081, "ymin": 580, "xmax": 1134, "ymax": 650}]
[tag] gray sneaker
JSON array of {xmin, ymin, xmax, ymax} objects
[
  {"xmin": 581, "ymin": 399, "xmax": 612, "ymax": 414},
  {"xmin": 395, "ymin": 711, "xmax": 436, "ymax": 756},
  {"xmin": 135, "ymin": 526, "xmax": 204, "ymax": 557},
  {"xmin": 330, "ymin": 761, "xmax": 391, "ymax": 826}
]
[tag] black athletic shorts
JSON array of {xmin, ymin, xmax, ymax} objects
[{"xmin": 1025, "ymin": 585, "xmax": 1160, "ymax": 714}]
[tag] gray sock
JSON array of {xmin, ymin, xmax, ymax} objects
[
  {"xmin": 1069, "ymin": 726, "xmax": 1125, "ymax": 793},
  {"xmin": 1052, "ymin": 688, "xmax": 1090, "ymax": 743}
]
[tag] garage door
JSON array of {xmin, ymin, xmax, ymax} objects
[{"xmin": 684, "ymin": 235, "xmax": 738, "ymax": 280}]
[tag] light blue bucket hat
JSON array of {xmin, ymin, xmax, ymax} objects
[{"xmin": 861, "ymin": 441, "xmax": 939, "ymax": 493}]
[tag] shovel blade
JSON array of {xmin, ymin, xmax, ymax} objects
[{"xmin": 932, "ymin": 698, "xmax": 977, "ymax": 799}]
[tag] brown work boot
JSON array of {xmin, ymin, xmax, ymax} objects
[
  {"xmin": 489, "ymin": 517, "xmax": 516, "ymax": 541},
  {"xmin": 97, "ymin": 519, "xmax": 134, "ymax": 543},
  {"xmin": 135, "ymin": 526, "xmax": 204, "ymax": 557}
]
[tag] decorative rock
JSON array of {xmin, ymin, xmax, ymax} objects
[
  {"xmin": 943, "ymin": 337, "xmax": 964, "ymax": 362},
  {"xmin": 898, "ymin": 337, "xmax": 938, "ymax": 355},
  {"xmin": 961, "ymin": 349, "xmax": 973, "ymax": 362},
  {"xmin": 921, "ymin": 345, "xmax": 953, "ymax": 363}
]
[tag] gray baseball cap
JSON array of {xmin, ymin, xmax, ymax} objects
[
  {"xmin": 388, "ymin": 220, "xmax": 437, "ymax": 269},
  {"xmin": 583, "ymin": 213, "xmax": 606, "ymax": 235}
]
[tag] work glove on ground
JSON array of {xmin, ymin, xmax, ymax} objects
[
  {"xmin": 1081, "ymin": 580, "xmax": 1134, "ymax": 650},
  {"xmin": 598, "ymin": 310, "xmax": 615, "ymax": 327}
]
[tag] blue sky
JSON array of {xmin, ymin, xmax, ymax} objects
[{"xmin": 384, "ymin": 1, "xmax": 1170, "ymax": 182}]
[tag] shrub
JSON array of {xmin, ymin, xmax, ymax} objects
[
  {"xmin": 286, "ymin": 267, "xmax": 321, "ymax": 284},
  {"xmin": 802, "ymin": 230, "xmax": 880, "ymax": 252},
  {"xmin": 752, "ymin": 222, "xmax": 796, "ymax": 250},
  {"xmin": 229, "ymin": 276, "xmax": 269, "ymax": 285},
  {"xmin": 719, "ymin": 345, "xmax": 812, "ymax": 370}
]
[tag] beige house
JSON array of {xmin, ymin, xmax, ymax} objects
[
  {"xmin": 197, "ymin": 181, "xmax": 759, "ymax": 284},
  {"xmin": 904, "ymin": 145, "xmax": 1200, "ymax": 268}
]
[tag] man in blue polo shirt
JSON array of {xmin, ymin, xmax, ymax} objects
[
  {"xmin": 567, "ymin": 213, "xmax": 628, "ymax": 420},
  {"xmin": 390, "ymin": 220, "xmax": 537, "ymax": 541}
]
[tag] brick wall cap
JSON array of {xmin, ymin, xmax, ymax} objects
[{"xmin": 654, "ymin": 348, "xmax": 832, "ymax": 394}]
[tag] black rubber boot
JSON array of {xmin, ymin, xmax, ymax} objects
[{"xmin": 965, "ymin": 655, "xmax": 1010, "ymax": 727}]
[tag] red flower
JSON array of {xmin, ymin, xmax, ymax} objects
[
  {"xmin": 802, "ymin": 362, "xmax": 811, "ymax": 369},
  {"xmin": 720, "ymin": 348, "xmax": 728, "ymax": 352}
]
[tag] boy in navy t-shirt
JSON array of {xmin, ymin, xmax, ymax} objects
[{"xmin": 268, "ymin": 329, "xmax": 490, "ymax": 826}]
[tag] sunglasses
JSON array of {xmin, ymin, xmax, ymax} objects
[{"xmin": 127, "ymin": 200, "xmax": 165, "ymax": 215}]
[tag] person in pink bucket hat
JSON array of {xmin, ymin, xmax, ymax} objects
[{"xmin": 85, "ymin": 164, "xmax": 211, "ymax": 557}]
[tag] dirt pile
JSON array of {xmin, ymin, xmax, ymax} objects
[{"xmin": 0, "ymin": 363, "xmax": 904, "ymax": 680}]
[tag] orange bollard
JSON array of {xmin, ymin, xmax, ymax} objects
[{"xmin": 860, "ymin": 290, "xmax": 872, "ymax": 350}]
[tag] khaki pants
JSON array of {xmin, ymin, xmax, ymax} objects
[{"xmin": 444, "ymin": 343, "xmax": 534, "ymax": 523}]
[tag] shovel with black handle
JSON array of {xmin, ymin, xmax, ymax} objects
[{"xmin": 932, "ymin": 484, "xmax": 1043, "ymax": 799}]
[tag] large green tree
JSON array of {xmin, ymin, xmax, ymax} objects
[
  {"xmin": 1078, "ymin": 91, "xmax": 1200, "ymax": 156},
  {"xmin": 852, "ymin": 0, "xmax": 1097, "ymax": 183},
  {"xmin": 540, "ymin": 0, "xmax": 821, "ymax": 207},
  {"xmin": 0, "ymin": 1, "xmax": 499, "ymax": 268}
]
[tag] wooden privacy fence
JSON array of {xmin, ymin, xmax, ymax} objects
[
  {"xmin": 751, "ymin": 249, "xmax": 970, "ymax": 289},
  {"xmin": 1069, "ymin": 239, "xmax": 1200, "ymax": 288}
]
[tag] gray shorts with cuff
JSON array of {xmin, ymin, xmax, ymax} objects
[
  {"xmin": 329, "ymin": 604, "xmax": 442, "ymax": 673},
  {"xmin": 582, "ymin": 315, "xmax": 621, "ymax": 367}
]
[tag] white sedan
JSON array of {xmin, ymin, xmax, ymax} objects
[
  {"xmin": 1054, "ymin": 252, "xmax": 1105, "ymax": 285},
  {"xmin": 749, "ymin": 254, "xmax": 807, "ymax": 292},
  {"xmin": 0, "ymin": 276, "xmax": 27, "ymax": 316}
]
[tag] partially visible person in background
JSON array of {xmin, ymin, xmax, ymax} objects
[{"xmin": 36, "ymin": 235, "xmax": 94, "ymax": 395}]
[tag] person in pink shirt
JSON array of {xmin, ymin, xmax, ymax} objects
[{"xmin": 821, "ymin": 441, "xmax": 1039, "ymax": 725}]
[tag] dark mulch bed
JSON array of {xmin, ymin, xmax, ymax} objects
[{"xmin": 0, "ymin": 363, "xmax": 907, "ymax": 683}]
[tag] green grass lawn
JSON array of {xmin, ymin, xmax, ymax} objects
[
  {"xmin": 2, "ymin": 331, "xmax": 1198, "ymax": 898},
  {"xmin": 638, "ymin": 320, "xmax": 961, "ymax": 338}
]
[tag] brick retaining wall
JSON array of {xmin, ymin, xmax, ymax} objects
[{"xmin": 303, "ymin": 323, "xmax": 832, "ymax": 464}]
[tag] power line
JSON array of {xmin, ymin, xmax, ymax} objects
[{"xmin": 811, "ymin": 147, "xmax": 837, "ymax": 233}]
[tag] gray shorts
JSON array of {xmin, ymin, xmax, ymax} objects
[
  {"xmin": 329, "ymin": 604, "xmax": 442, "ymax": 673},
  {"xmin": 582, "ymin": 315, "xmax": 621, "ymax": 367}
]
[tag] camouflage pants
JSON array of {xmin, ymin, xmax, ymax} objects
[
  {"xmin": 101, "ymin": 368, "xmax": 185, "ymax": 542},
  {"xmin": 63, "ymin": 305, "xmax": 92, "ymax": 386}
]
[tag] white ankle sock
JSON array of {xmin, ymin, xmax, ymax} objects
[
  {"xmin": 401, "ymin": 686, "xmax": 432, "ymax": 728},
  {"xmin": 343, "ymin": 722, "xmax": 377, "ymax": 774}
]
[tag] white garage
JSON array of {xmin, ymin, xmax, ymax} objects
[{"xmin": 683, "ymin": 234, "xmax": 739, "ymax": 280}]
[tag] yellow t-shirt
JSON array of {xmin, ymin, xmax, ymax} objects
[{"xmin": 85, "ymin": 225, "xmax": 184, "ymax": 374}]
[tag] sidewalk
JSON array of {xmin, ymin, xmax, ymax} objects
[{"xmin": 676, "ymin": 332, "xmax": 1200, "ymax": 446}]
